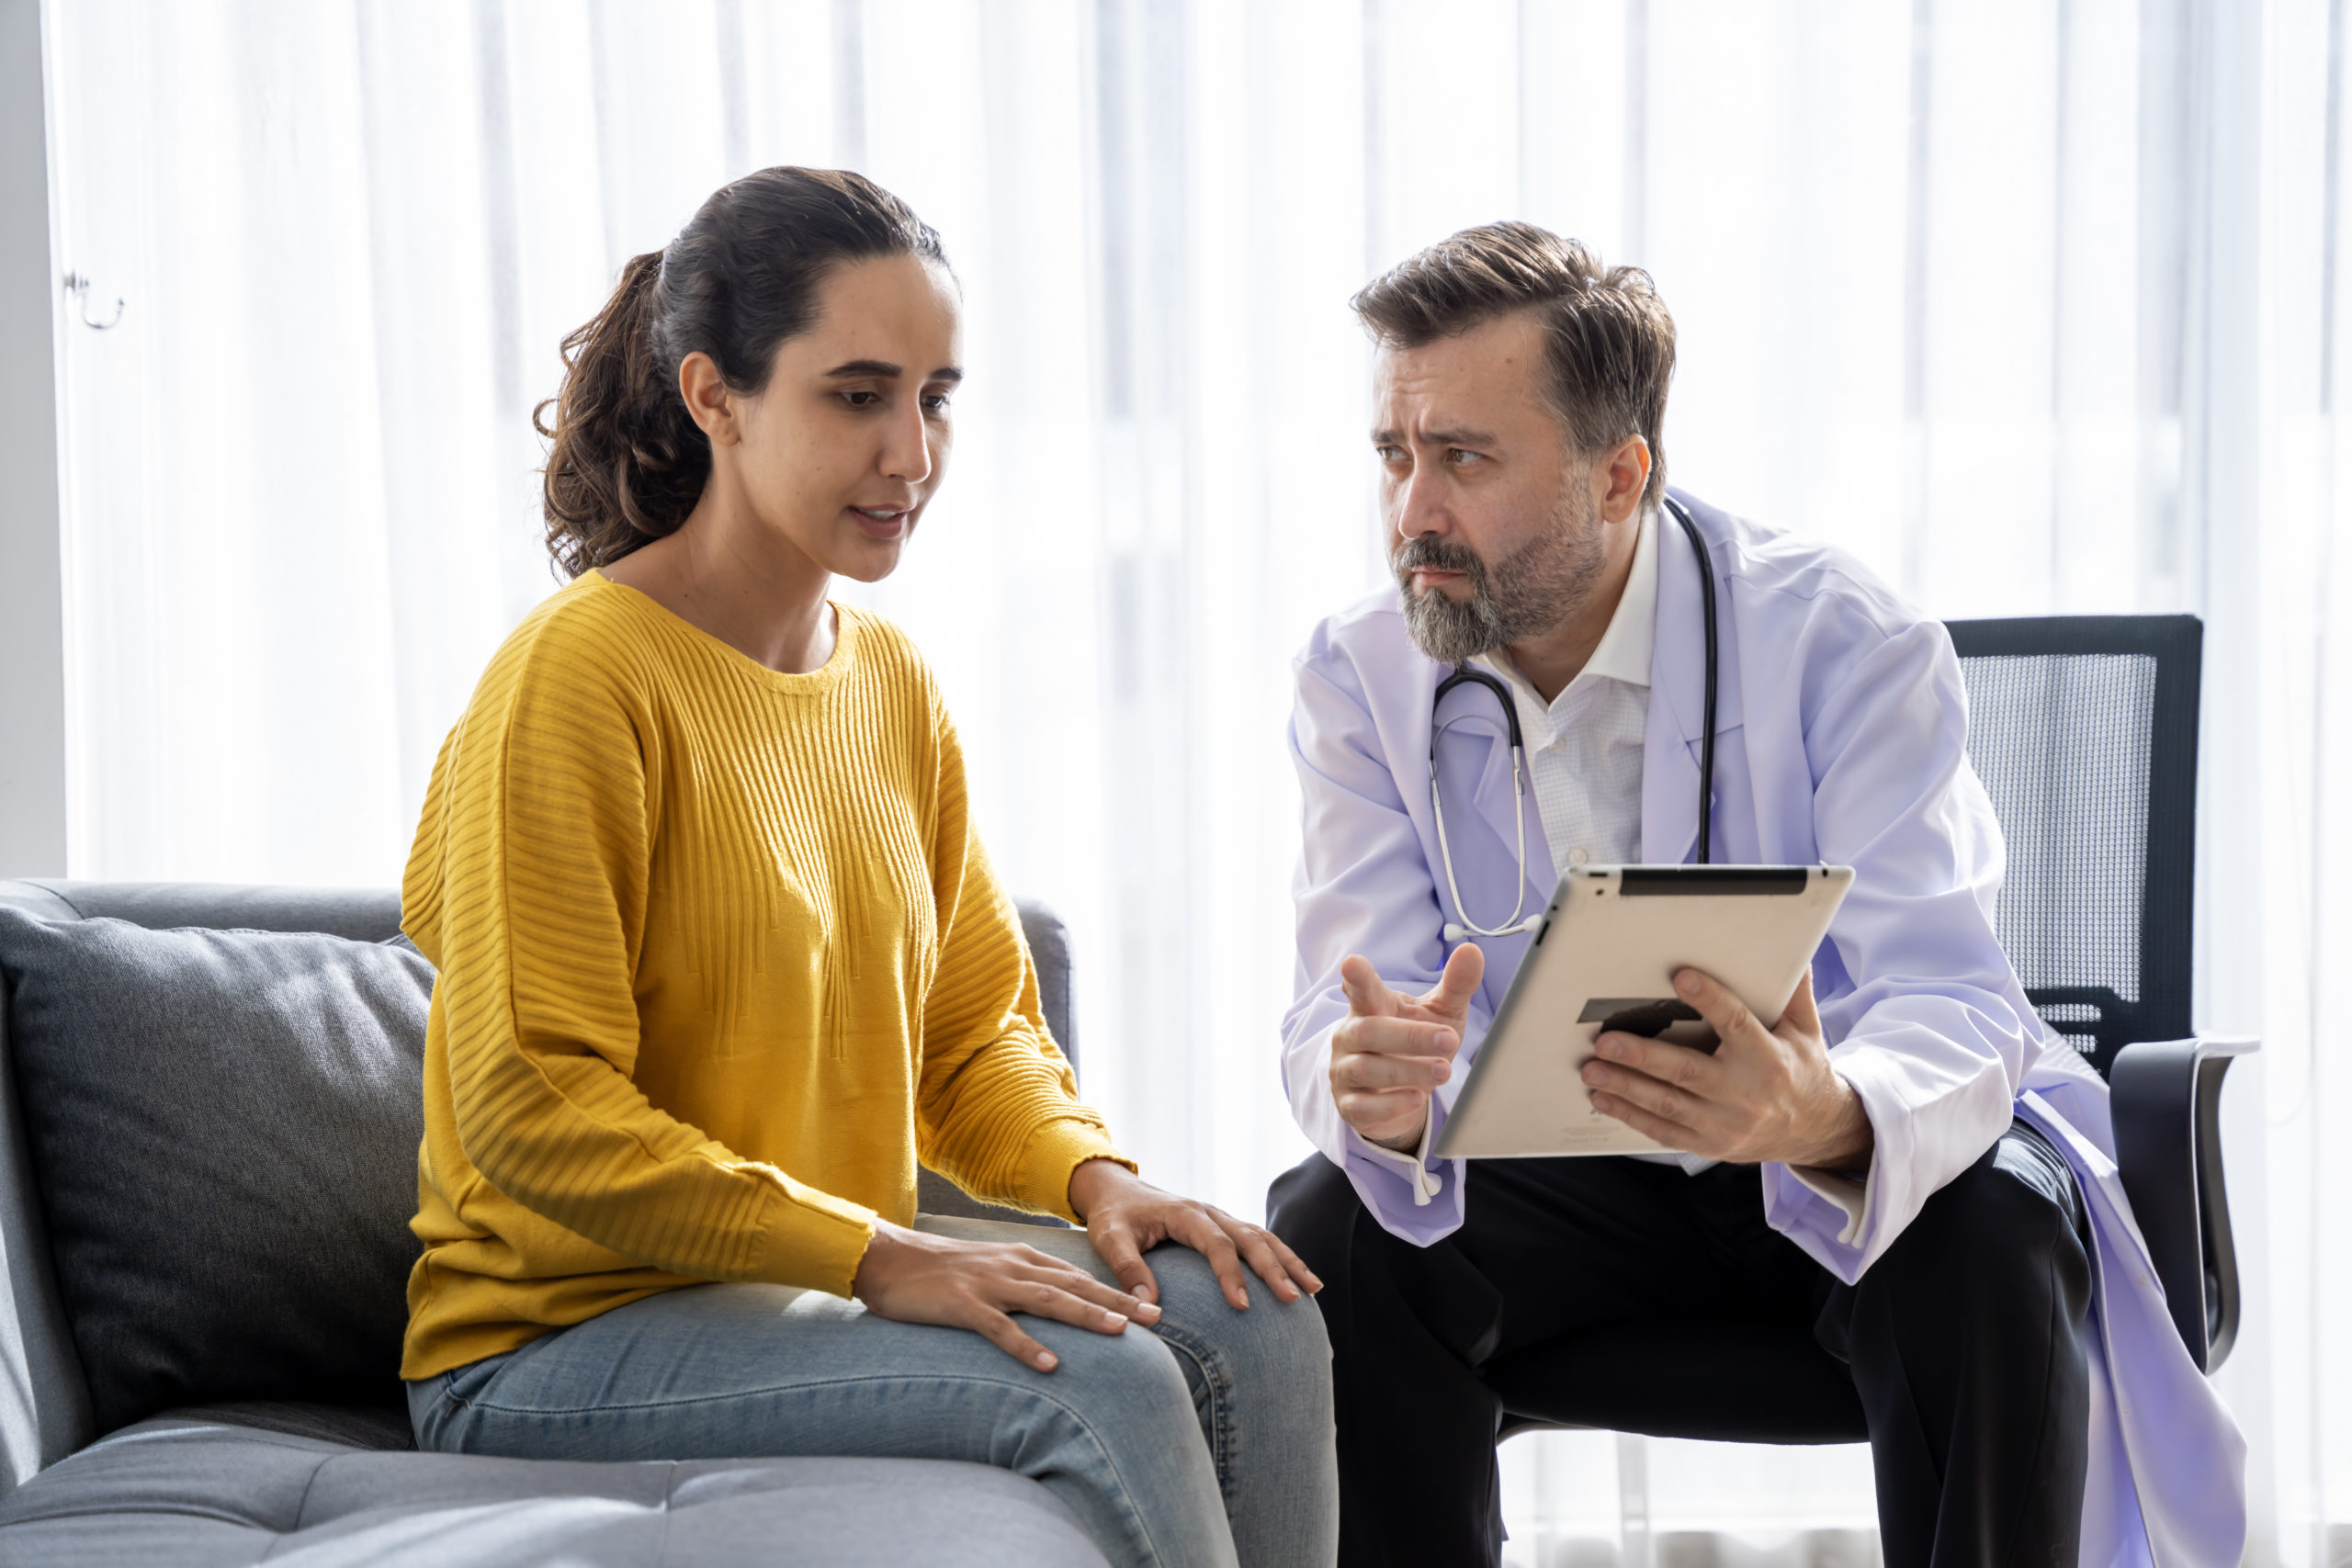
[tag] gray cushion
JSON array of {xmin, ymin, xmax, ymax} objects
[
  {"xmin": 0, "ymin": 909, "xmax": 429, "ymax": 1433},
  {"xmin": 0, "ymin": 881, "xmax": 403, "ymax": 942},
  {"xmin": 0, "ymin": 1417, "xmax": 1109, "ymax": 1566}
]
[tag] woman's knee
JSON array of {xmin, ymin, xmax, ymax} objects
[
  {"xmin": 1036, "ymin": 1304, "xmax": 1203, "ymax": 1429},
  {"xmin": 1233, "ymin": 1283, "xmax": 1333, "ymax": 1393},
  {"xmin": 1135, "ymin": 1244, "xmax": 1332, "ymax": 1411},
  {"xmin": 1229, "ymin": 1290, "xmax": 1335, "ymax": 1442},
  {"xmin": 1193, "ymin": 1274, "xmax": 1333, "ymax": 1394}
]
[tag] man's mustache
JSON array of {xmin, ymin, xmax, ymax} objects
[{"xmin": 1391, "ymin": 536, "xmax": 1488, "ymax": 582}]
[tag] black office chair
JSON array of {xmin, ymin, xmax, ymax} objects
[
  {"xmin": 1490, "ymin": 613, "xmax": 2251, "ymax": 1446},
  {"xmin": 1946, "ymin": 615, "xmax": 2249, "ymax": 1374}
]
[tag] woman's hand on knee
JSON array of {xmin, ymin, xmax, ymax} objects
[
  {"xmin": 1069, "ymin": 1159, "xmax": 1323, "ymax": 1313},
  {"xmin": 850, "ymin": 1222, "xmax": 1159, "ymax": 1372}
]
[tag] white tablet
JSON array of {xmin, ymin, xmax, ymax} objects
[{"xmin": 1433, "ymin": 863, "xmax": 1853, "ymax": 1160}]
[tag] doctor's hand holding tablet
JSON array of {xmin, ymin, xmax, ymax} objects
[
  {"xmin": 1330, "ymin": 881, "xmax": 1875, "ymax": 1172},
  {"xmin": 1574, "ymin": 965, "xmax": 1871, "ymax": 1170}
]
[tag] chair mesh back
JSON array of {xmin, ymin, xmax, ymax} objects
[
  {"xmin": 1945, "ymin": 617, "xmax": 2202, "ymax": 1078},
  {"xmin": 1961, "ymin": 655, "xmax": 2154, "ymax": 1046}
]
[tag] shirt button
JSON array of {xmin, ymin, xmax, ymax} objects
[{"xmin": 1569, "ymin": 848, "xmax": 1590, "ymax": 867}]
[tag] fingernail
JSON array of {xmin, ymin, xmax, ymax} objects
[
  {"xmin": 1596, "ymin": 1037, "xmax": 1623, "ymax": 1060},
  {"xmin": 1676, "ymin": 971, "xmax": 1700, "ymax": 996},
  {"xmin": 1035, "ymin": 1351, "xmax": 1057, "ymax": 1371},
  {"xmin": 1280, "ymin": 1282, "xmax": 1299, "ymax": 1299},
  {"xmin": 1136, "ymin": 1302, "xmax": 1162, "ymax": 1321},
  {"xmin": 1581, "ymin": 1063, "xmax": 1606, "ymax": 1085}
]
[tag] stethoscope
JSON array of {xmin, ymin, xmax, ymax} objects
[{"xmin": 1430, "ymin": 494, "xmax": 1719, "ymax": 942}]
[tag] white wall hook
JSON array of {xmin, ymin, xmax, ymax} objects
[{"xmin": 62, "ymin": 272, "xmax": 124, "ymax": 331}]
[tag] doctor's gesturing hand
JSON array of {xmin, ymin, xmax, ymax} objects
[
  {"xmin": 1580, "ymin": 968, "xmax": 1876, "ymax": 1171},
  {"xmin": 1329, "ymin": 944, "xmax": 1487, "ymax": 1150}
]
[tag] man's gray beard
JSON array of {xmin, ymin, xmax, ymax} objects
[{"xmin": 1393, "ymin": 488, "xmax": 1610, "ymax": 667}]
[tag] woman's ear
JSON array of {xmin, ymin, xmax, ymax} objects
[{"xmin": 677, "ymin": 351, "xmax": 740, "ymax": 446}]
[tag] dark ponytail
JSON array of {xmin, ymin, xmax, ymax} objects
[{"xmin": 536, "ymin": 167, "xmax": 950, "ymax": 578}]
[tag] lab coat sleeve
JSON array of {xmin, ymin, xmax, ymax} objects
[
  {"xmin": 1762, "ymin": 615, "xmax": 2039, "ymax": 1280},
  {"xmin": 1282, "ymin": 646, "xmax": 1490, "ymax": 1246}
]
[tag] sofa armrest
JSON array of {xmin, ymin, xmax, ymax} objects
[
  {"xmin": 2109, "ymin": 1035, "xmax": 2257, "ymax": 1373},
  {"xmin": 1013, "ymin": 900, "xmax": 1076, "ymax": 1076},
  {"xmin": 911, "ymin": 899, "xmax": 1080, "ymax": 1229}
]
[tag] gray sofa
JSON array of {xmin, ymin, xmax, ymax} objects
[{"xmin": 0, "ymin": 878, "xmax": 1109, "ymax": 1566}]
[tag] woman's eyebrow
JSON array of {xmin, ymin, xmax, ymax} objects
[{"xmin": 822, "ymin": 360, "xmax": 965, "ymax": 383}]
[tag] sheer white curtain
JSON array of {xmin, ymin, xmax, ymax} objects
[{"xmin": 39, "ymin": 0, "xmax": 2351, "ymax": 1562}]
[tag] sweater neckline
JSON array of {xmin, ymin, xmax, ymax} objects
[{"xmin": 586, "ymin": 570, "xmax": 859, "ymax": 695}]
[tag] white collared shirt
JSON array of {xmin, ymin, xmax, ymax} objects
[
  {"xmin": 1474, "ymin": 505, "xmax": 1657, "ymax": 885},
  {"xmin": 1366, "ymin": 507, "xmax": 1720, "ymax": 1183}
]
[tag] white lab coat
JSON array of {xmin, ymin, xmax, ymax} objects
[{"xmin": 1280, "ymin": 491, "xmax": 2245, "ymax": 1568}]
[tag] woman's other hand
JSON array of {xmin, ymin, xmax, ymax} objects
[
  {"xmin": 1069, "ymin": 1159, "xmax": 1323, "ymax": 1313},
  {"xmin": 850, "ymin": 1222, "xmax": 1159, "ymax": 1371}
]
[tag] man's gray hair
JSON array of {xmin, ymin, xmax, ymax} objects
[{"xmin": 1352, "ymin": 222, "xmax": 1676, "ymax": 508}]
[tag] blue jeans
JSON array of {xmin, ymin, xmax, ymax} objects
[{"xmin": 409, "ymin": 1215, "xmax": 1338, "ymax": 1568}]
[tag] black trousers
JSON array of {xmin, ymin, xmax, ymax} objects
[{"xmin": 1267, "ymin": 1124, "xmax": 2093, "ymax": 1568}]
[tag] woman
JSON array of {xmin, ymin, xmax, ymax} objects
[{"xmin": 397, "ymin": 167, "xmax": 1337, "ymax": 1568}]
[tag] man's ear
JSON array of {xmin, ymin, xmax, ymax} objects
[
  {"xmin": 678, "ymin": 351, "xmax": 740, "ymax": 446},
  {"xmin": 1595, "ymin": 434, "xmax": 1651, "ymax": 525}
]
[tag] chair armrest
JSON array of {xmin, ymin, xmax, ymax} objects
[{"xmin": 2109, "ymin": 1035, "xmax": 2256, "ymax": 1374}]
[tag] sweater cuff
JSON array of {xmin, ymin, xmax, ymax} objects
[
  {"xmin": 747, "ymin": 1177, "xmax": 880, "ymax": 1299},
  {"xmin": 1012, "ymin": 1116, "xmax": 1136, "ymax": 1224}
]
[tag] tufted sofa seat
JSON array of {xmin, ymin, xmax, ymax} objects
[{"xmin": 0, "ymin": 1412, "xmax": 1102, "ymax": 1566}]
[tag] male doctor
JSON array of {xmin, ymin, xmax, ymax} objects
[{"xmin": 1266, "ymin": 223, "xmax": 2244, "ymax": 1568}]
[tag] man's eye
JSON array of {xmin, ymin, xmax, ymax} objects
[
  {"xmin": 1448, "ymin": 448, "xmax": 1482, "ymax": 466},
  {"xmin": 1374, "ymin": 446, "xmax": 1405, "ymax": 462},
  {"xmin": 922, "ymin": 393, "xmax": 952, "ymax": 413},
  {"xmin": 842, "ymin": 390, "xmax": 882, "ymax": 408}
]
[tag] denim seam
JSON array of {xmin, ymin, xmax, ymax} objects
[
  {"xmin": 467, "ymin": 1370, "xmax": 1170, "ymax": 1565},
  {"xmin": 1146, "ymin": 1325, "xmax": 1236, "ymax": 1507}
]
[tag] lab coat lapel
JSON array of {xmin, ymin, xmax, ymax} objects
[
  {"xmin": 1641, "ymin": 493, "xmax": 1743, "ymax": 866},
  {"xmin": 1644, "ymin": 498, "xmax": 1709, "ymax": 865}
]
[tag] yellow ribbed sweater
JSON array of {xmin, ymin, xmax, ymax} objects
[{"xmin": 398, "ymin": 571, "xmax": 1128, "ymax": 1380}]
